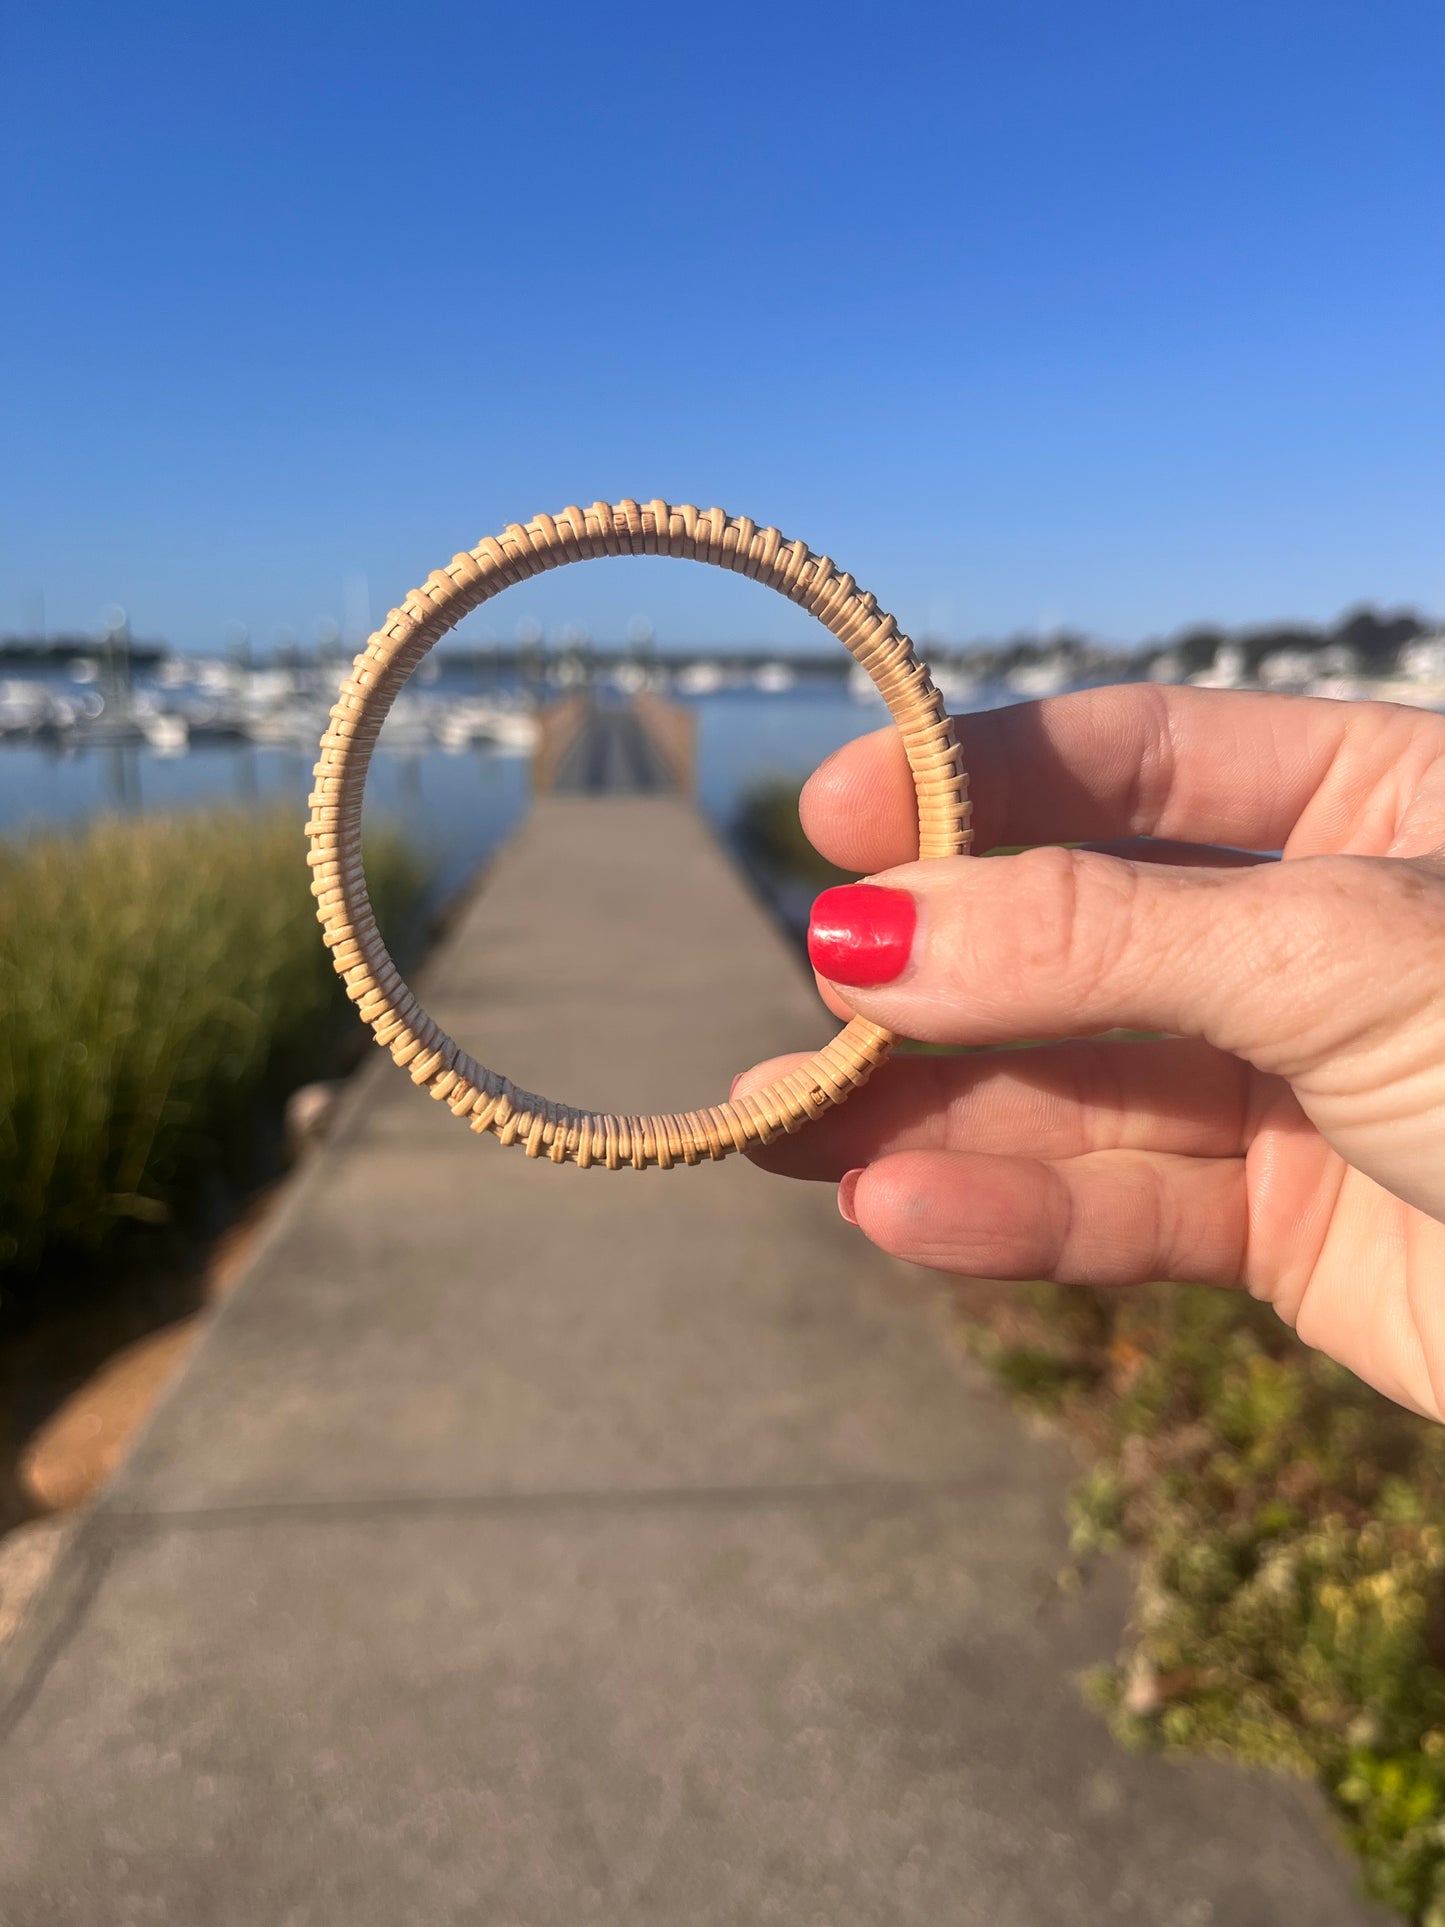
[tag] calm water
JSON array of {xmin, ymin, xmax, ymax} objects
[{"xmin": 0, "ymin": 682, "xmax": 924, "ymax": 910}]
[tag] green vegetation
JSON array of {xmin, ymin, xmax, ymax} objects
[
  {"xmin": 0, "ymin": 808, "xmax": 423, "ymax": 1295},
  {"xmin": 735, "ymin": 774, "xmax": 855, "ymax": 891},
  {"xmin": 976, "ymin": 1280, "xmax": 1445, "ymax": 1925},
  {"xmin": 741, "ymin": 773, "xmax": 1445, "ymax": 1923}
]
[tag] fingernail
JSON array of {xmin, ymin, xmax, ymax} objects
[
  {"xmin": 808, "ymin": 884, "xmax": 916, "ymax": 988},
  {"xmin": 729, "ymin": 1072, "xmax": 742, "ymax": 1100},
  {"xmin": 838, "ymin": 1168, "xmax": 863, "ymax": 1225}
]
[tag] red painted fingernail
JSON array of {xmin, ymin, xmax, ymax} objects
[
  {"xmin": 807, "ymin": 884, "xmax": 916, "ymax": 988},
  {"xmin": 838, "ymin": 1168, "xmax": 864, "ymax": 1225}
]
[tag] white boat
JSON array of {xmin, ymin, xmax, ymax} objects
[
  {"xmin": 1306, "ymin": 676, "xmax": 1443, "ymax": 711},
  {"xmin": 1366, "ymin": 679, "xmax": 1445, "ymax": 712},
  {"xmin": 752, "ymin": 662, "xmax": 795, "ymax": 693},
  {"xmin": 1188, "ymin": 643, "xmax": 1248, "ymax": 690},
  {"xmin": 1400, "ymin": 636, "xmax": 1445, "ymax": 683},
  {"xmin": 376, "ymin": 695, "xmax": 436, "ymax": 751},
  {"xmin": 1006, "ymin": 654, "xmax": 1073, "ymax": 697},
  {"xmin": 676, "ymin": 661, "xmax": 726, "ymax": 696},
  {"xmin": 435, "ymin": 713, "xmax": 475, "ymax": 752},
  {"xmin": 244, "ymin": 704, "xmax": 330, "ymax": 747},
  {"xmin": 0, "ymin": 681, "xmax": 54, "ymax": 736},
  {"xmin": 434, "ymin": 700, "xmax": 540, "ymax": 754},
  {"xmin": 143, "ymin": 713, "xmax": 190, "ymax": 755},
  {"xmin": 847, "ymin": 662, "xmax": 887, "ymax": 705},
  {"xmin": 1306, "ymin": 676, "xmax": 1366, "ymax": 703},
  {"xmin": 934, "ymin": 666, "xmax": 981, "ymax": 704},
  {"xmin": 612, "ymin": 661, "xmax": 649, "ymax": 696},
  {"xmin": 195, "ymin": 658, "xmax": 240, "ymax": 695},
  {"xmin": 1257, "ymin": 648, "xmax": 1318, "ymax": 691},
  {"xmin": 0, "ymin": 681, "xmax": 88, "ymax": 737},
  {"xmin": 477, "ymin": 706, "xmax": 539, "ymax": 753}
]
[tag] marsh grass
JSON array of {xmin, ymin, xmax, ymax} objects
[
  {"xmin": 977, "ymin": 1280, "xmax": 1445, "ymax": 1924},
  {"xmin": 735, "ymin": 773, "xmax": 855, "ymax": 885},
  {"xmin": 0, "ymin": 808, "xmax": 423, "ymax": 1297}
]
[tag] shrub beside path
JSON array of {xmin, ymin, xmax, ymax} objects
[{"xmin": 0, "ymin": 795, "xmax": 1386, "ymax": 1924}]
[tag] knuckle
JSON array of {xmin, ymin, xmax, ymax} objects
[
  {"xmin": 1223, "ymin": 859, "xmax": 1350, "ymax": 1000},
  {"xmin": 998, "ymin": 845, "xmax": 1137, "ymax": 1002},
  {"xmin": 1272, "ymin": 851, "xmax": 1434, "ymax": 925},
  {"xmin": 1123, "ymin": 684, "xmax": 1179, "ymax": 835},
  {"xmin": 1227, "ymin": 853, "xmax": 1445, "ymax": 1067}
]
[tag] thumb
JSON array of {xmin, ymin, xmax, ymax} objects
[{"xmin": 806, "ymin": 849, "xmax": 1445, "ymax": 1083}]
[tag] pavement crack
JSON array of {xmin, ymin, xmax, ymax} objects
[{"xmin": 0, "ymin": 1524, "xmax": 117, "ymax": 1747}]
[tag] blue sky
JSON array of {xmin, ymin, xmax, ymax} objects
[{"xmin": 3, "ymin": 1, "xmax": 1441, "ymax": 652}]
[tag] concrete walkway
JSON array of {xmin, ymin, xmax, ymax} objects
[{"xmin": 0, "ymin": 798, "xmax": 1380, "ymax": 1924}]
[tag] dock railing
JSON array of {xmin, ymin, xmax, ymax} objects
[
  {"xmin": 630, "ymin": 693, "xmax": 697, "ymax": 796},
  {"xmin": 530, "ymin": 696, "xmax": 588, "ymax": 794}
]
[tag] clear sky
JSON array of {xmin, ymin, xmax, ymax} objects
[{"xmin": 3, "ymin": 1, "xmax": 1441, "ymax": 653}]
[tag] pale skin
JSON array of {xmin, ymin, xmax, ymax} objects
[{"xmin": 736, "ymin": 685, "xmax": 1445, "ymax": 1422}]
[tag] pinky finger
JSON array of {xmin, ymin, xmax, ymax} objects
[{"xmin": 846, "ymin": 1148, "xmax": 1248, "ymax": 1289}]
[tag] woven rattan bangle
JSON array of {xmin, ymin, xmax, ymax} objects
[{"xmin": 308, "ymin": 500, "xmax": 972, "ymax": 1169}]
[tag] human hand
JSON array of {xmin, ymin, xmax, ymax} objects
[{"xmin": 737, "ymin": 686, "xmax": 1445, "ymax": 1419}]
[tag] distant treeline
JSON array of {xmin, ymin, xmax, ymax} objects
[
  {"xmin": 0, "ymin": 633, "xmax": 168, "ymax": 669},
  {"xmin": 941, "ymin": 605, "xmax": 1437, "ymax": 681},
  {"xmin": 1148, "ymin": 606, "xmax": 1433, "ymax": 678},
  {"xmin": 0, "ymin": 605, "xmax": 1436, "ymax": 679}
]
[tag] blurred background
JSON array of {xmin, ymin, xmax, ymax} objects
[
  {"xmin": 2, "ymin": 0, "xmax": 1441, "ymax": 1271},
  {"xmin": 2, "ymin": 2, "xmax": 1444, "ymax": 1917}
]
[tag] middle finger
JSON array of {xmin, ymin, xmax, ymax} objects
[{"xmin": 736, "ymin": 1035, "xmax": 1263, "ymax": 1181}]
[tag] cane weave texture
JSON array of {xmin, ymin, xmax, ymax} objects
[{"xmin": 308, "ymin": 500, "xmax": 971, "ymax": 1168}]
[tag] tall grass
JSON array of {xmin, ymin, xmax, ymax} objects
[
  {"xmin": 0, "ymin": 808, "xmax": 423, "ymax": 1287},
  {"xmin": 734, "ymin": 774, "xmax": 855, "ymax": 891}
]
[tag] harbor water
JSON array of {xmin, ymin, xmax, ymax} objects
[
  {"xmin": 5, "ymin": 649, "xmax": 1440, "ymax": 915},
  {"xmin": 0, "ymin": 670, "xmax": 963, "ymax": 912}
]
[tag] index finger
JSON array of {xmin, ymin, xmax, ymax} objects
[{"xmin": 803, "ymin": 684, "xmax": 1419, "ymax": 874}]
